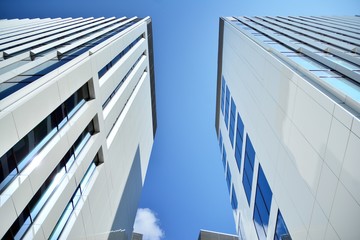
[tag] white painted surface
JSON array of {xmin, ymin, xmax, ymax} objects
[
  {"xmin": 0, "ymin": 17, "xmax": 155, "ymax": 240},
  {"xmin": 218, "ymin": 19, "xmax": 360, "ymax": 240}
]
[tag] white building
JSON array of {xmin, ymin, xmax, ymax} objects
[
  {"xmin": 215, "ymin": 16, "xmax": 360, "ymax": 240},
  {"xmin": 0, "ymin": 16, "xmax": 157, "ymax": 240}
]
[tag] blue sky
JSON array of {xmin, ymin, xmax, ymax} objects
[{"xmin": 1, "ymin": 0, "xmax": 359, "ymax": 239}]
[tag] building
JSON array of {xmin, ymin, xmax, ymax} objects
[
  {"xmin": 215, "ymin": 16, "xmax": 360, "ymax": 240},
  {"xmin": 198, "ymin": 229, "xmax": 238, "ymax": 240},
  {"xmin": 132, "ymin": 232, "xmax": 143, "ymax": 240},
  {"xmin": 0, "ymin": 16, "xmax": 157, "ymax": 240}
]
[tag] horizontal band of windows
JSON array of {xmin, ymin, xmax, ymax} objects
[
  {"xmin": 102, "ymin": 54, "xmax": 144, "ymax": 109},
  {"xmin": 57, "ymin": 19, "xmax": 140, "ymax": 58},
  {"xmin": 0, "ymin": 21, "xmax": 139, "ymax": 100},
  {"xmin": 3, "ymin": 120, "xmax": 96, "ymax": 240},
  {"xmin": 49, "ymin": 153, "xmax": 100, "ymax": 240},
  {"xmin": 51, "ymin": 19, "xmax": 138, "ymax": 60},
  {"xmin": 0, "ymin": 82, "xmax": 90, "ymax": 194},
  {"xmin": 97, "ymin": 35, "xmax": 143, "ymax": 79},
  {"xmin": 0, "ymin": 18, "xmax": 86, "ymax": 46},
  {"xmin": 0, "ymin": 18, "xmax": 76, "ymax": 43},
  {"xmin": 0, "ymin": 57, "xmax": 70, "ymax": 100},
  {"xmin": 106, "ymin": 70, "xmax": 147, "ymax": 141},
  {"xmin": 0, "ymin": 18, "xmax": 100, "ymax": 52},
  {"xmin": 3, "ymin": 17, "xmax": 130, "ymax": 58}
]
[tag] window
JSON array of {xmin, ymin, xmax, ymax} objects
[
  {"xmin": 235, "ymin": 113, "xmax": 244, "ymax": 172},
  {"xmin": 219, "ymin": 131, "xmax": 223, "ymax": 152},
  {"xmin": 288, "ymin": 55, "xmax": 328, "ymax": 70},
  {"xmin": 222, "ymin": 146, "xmax": 226, "ymax": 169},
  {"xmin": 253, "ymin": 165, "xmax": 273, "ymax": 240},
  {"xmin": 0, "ymin": 20, "xmax": 139, "ymax": 101},
  {"xmin": 242, "ymin": 134, "xmax": 255, "ymax": 206},
  {"xmin": 0, "ymin": 83, "xmax": 90, "ymax": 193},
  {"xmin": 221, "ymin": 77, "xmax": 226, "ymax": 115},
  {"xmin": 2, "ymin": 120, "xmax": 95, "ymax": 240},
  {"xmin": 102, "ymin": 54, "xmax": 143, "ymax": 109},
  {"xmin": 231, "ymin": 184, "xmax": 238, "ymax": 210},
  {"xmin": 274, "ymin": 210, "xmax": 292, "ymax": 240},
  {"xmin": 0, "ymin": 59, "xmax": 71, "ymax": 100},
  {"xmin": 224, "ymin": 85, "xmax": 230, "ymax": 128},
  {"xmin": 229, "ymin": 98, "xmax": 236, "ymax": 147},
  {"xmin": 50, "ymin": 154, "xmax": 100, "ymax": 240},
  {"xmin": 98, "ymin": 36, "xmax": 142, "ymax": 79},
  {"xmin": 226, "ymin": 163, "xmax": 231, "ymax": 193}
]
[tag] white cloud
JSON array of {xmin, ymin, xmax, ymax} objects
[{"xmin": 133, "ymin": 208, "xmax": 164, "ymax": 240}]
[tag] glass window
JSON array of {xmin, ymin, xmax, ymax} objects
[
  {"xmin": 231, "ymin": 184, "xmax": 238, "ymax": 210},
  {"xmin": 288, "ymin": 56, "xmax": 329, "ymax": 70},
  {"xmin": 268, "ymin": 43, "xmax": 294, "ymax": 53},
  {"xmin": 253, "ymin": 165, "xmax": 273, "ymax": 240},
  {"xmin": 325, "ymin": 55, "xmax": 360, "ymax": 71},
  {"xmin": 229, "ymin": 98, "xmax": 236, "ymax": 147},
  {"xmin": 242, "ymin": 135, "xmax": 255, "ymax": 205},
  {"xmin": 224, "ymin": 86, "xmax": 230, "ymax": 129},
  {"xmin": 226, "ymin": 163, "xmax": 231, "ymax": 193},
  {"xmin": 2, "ymin": 119, "xmax": 96, "ymax": 239},
  {"xmin": 235, "ymin": 113, "xmax": 244, "ymax": 172},
  {"xmin": 50, "ymin": 154, "xmax": 99, "ymax": 240},
  {"xmin": 98, "ymin": 36, "xmax": 142, "ymax": 79},
  {"xmin": 102, "ymin": 54, "xmax": 143, "ymax": 109},
  {"xmin": 274, "ymin": 210, "xmax": 292, "ymax": 240},
  {"xmin": 0, "ymin": 151, "xmax": 17, "ymax": 190},
  {"xmin": 0, "ymin": 82, "xmax": 90, "ymax": 193},
  {"xmin": 222, "ymin": 147, "xmax": 226, "ymax": 169},
  {"xmin": 320, "ymin": 76, "xmax": 360, "ymax": 103}
]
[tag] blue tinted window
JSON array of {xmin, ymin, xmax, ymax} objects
[
  {"xmin": 226, "ymin": 164, "xmax": 231, "ymax": 193},
  {"xmin": 274, "ymin": 210, "xmax": 291, "ymax": 240},
  {"xmin": 229, "ymin": 98, "xmax": 236, "ymax": 147},
  {"xmin": 50, "ymin": 154, "xmax": 99, "ymax": 240},
  {"xmin": 222, "ymin": 146, "xmax": 226, "ymax": 169},
  {"xmin": 253, "ymin": 165, "xmax": 273, "ymax": 240},
  {"xmin": 221, "ymin": 77, "xmax": 226, "ymax": 115},
  {"xmin": 242, "ymin": 135, "xmax": 255, "ymax": 205},
  {"xmin": 224, "ymin": 86, "xmax": 230, "ymax": 128},
  {"xmin": 235, "ymin": 113, "xmax": 244, "ymax": 172},
  {"xmin": 0, "ymin": 83, "xmax": 89, "ymax": 193},
  {"xmin": 98, "ymin": 36, "xmax": 142, "ymax": 79},
  {"xmin": 231, "ymin": 184, "xmax": 238, "ymax": 209},
  {"xmin": 102, "ymin": 55, "xmax": 143, "ymax": 109},
  {"xmin": 0, "ymin": 21, "xmax": 139, "ymax": 101}
]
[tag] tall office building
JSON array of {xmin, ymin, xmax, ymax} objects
[
  {"xmin": 216, "ymin": 16, "xmax": 360, "ymax": 240},
  {"xmin": 0, "ymin": 16, "xmax": 157, "ymax": 240}
]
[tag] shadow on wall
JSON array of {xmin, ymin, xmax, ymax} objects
[{"xmin": 109, "ymin": 146, "xmax": 143, "ymax": 240}]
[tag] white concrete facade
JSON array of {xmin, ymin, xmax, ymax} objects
[
  {"xmin": 216, "ymin": 16, "xmax": 360, "ymax": 240},
  {"xmin": 0, "ymin": 17, "xmax": 157, "ymax": 240}
]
